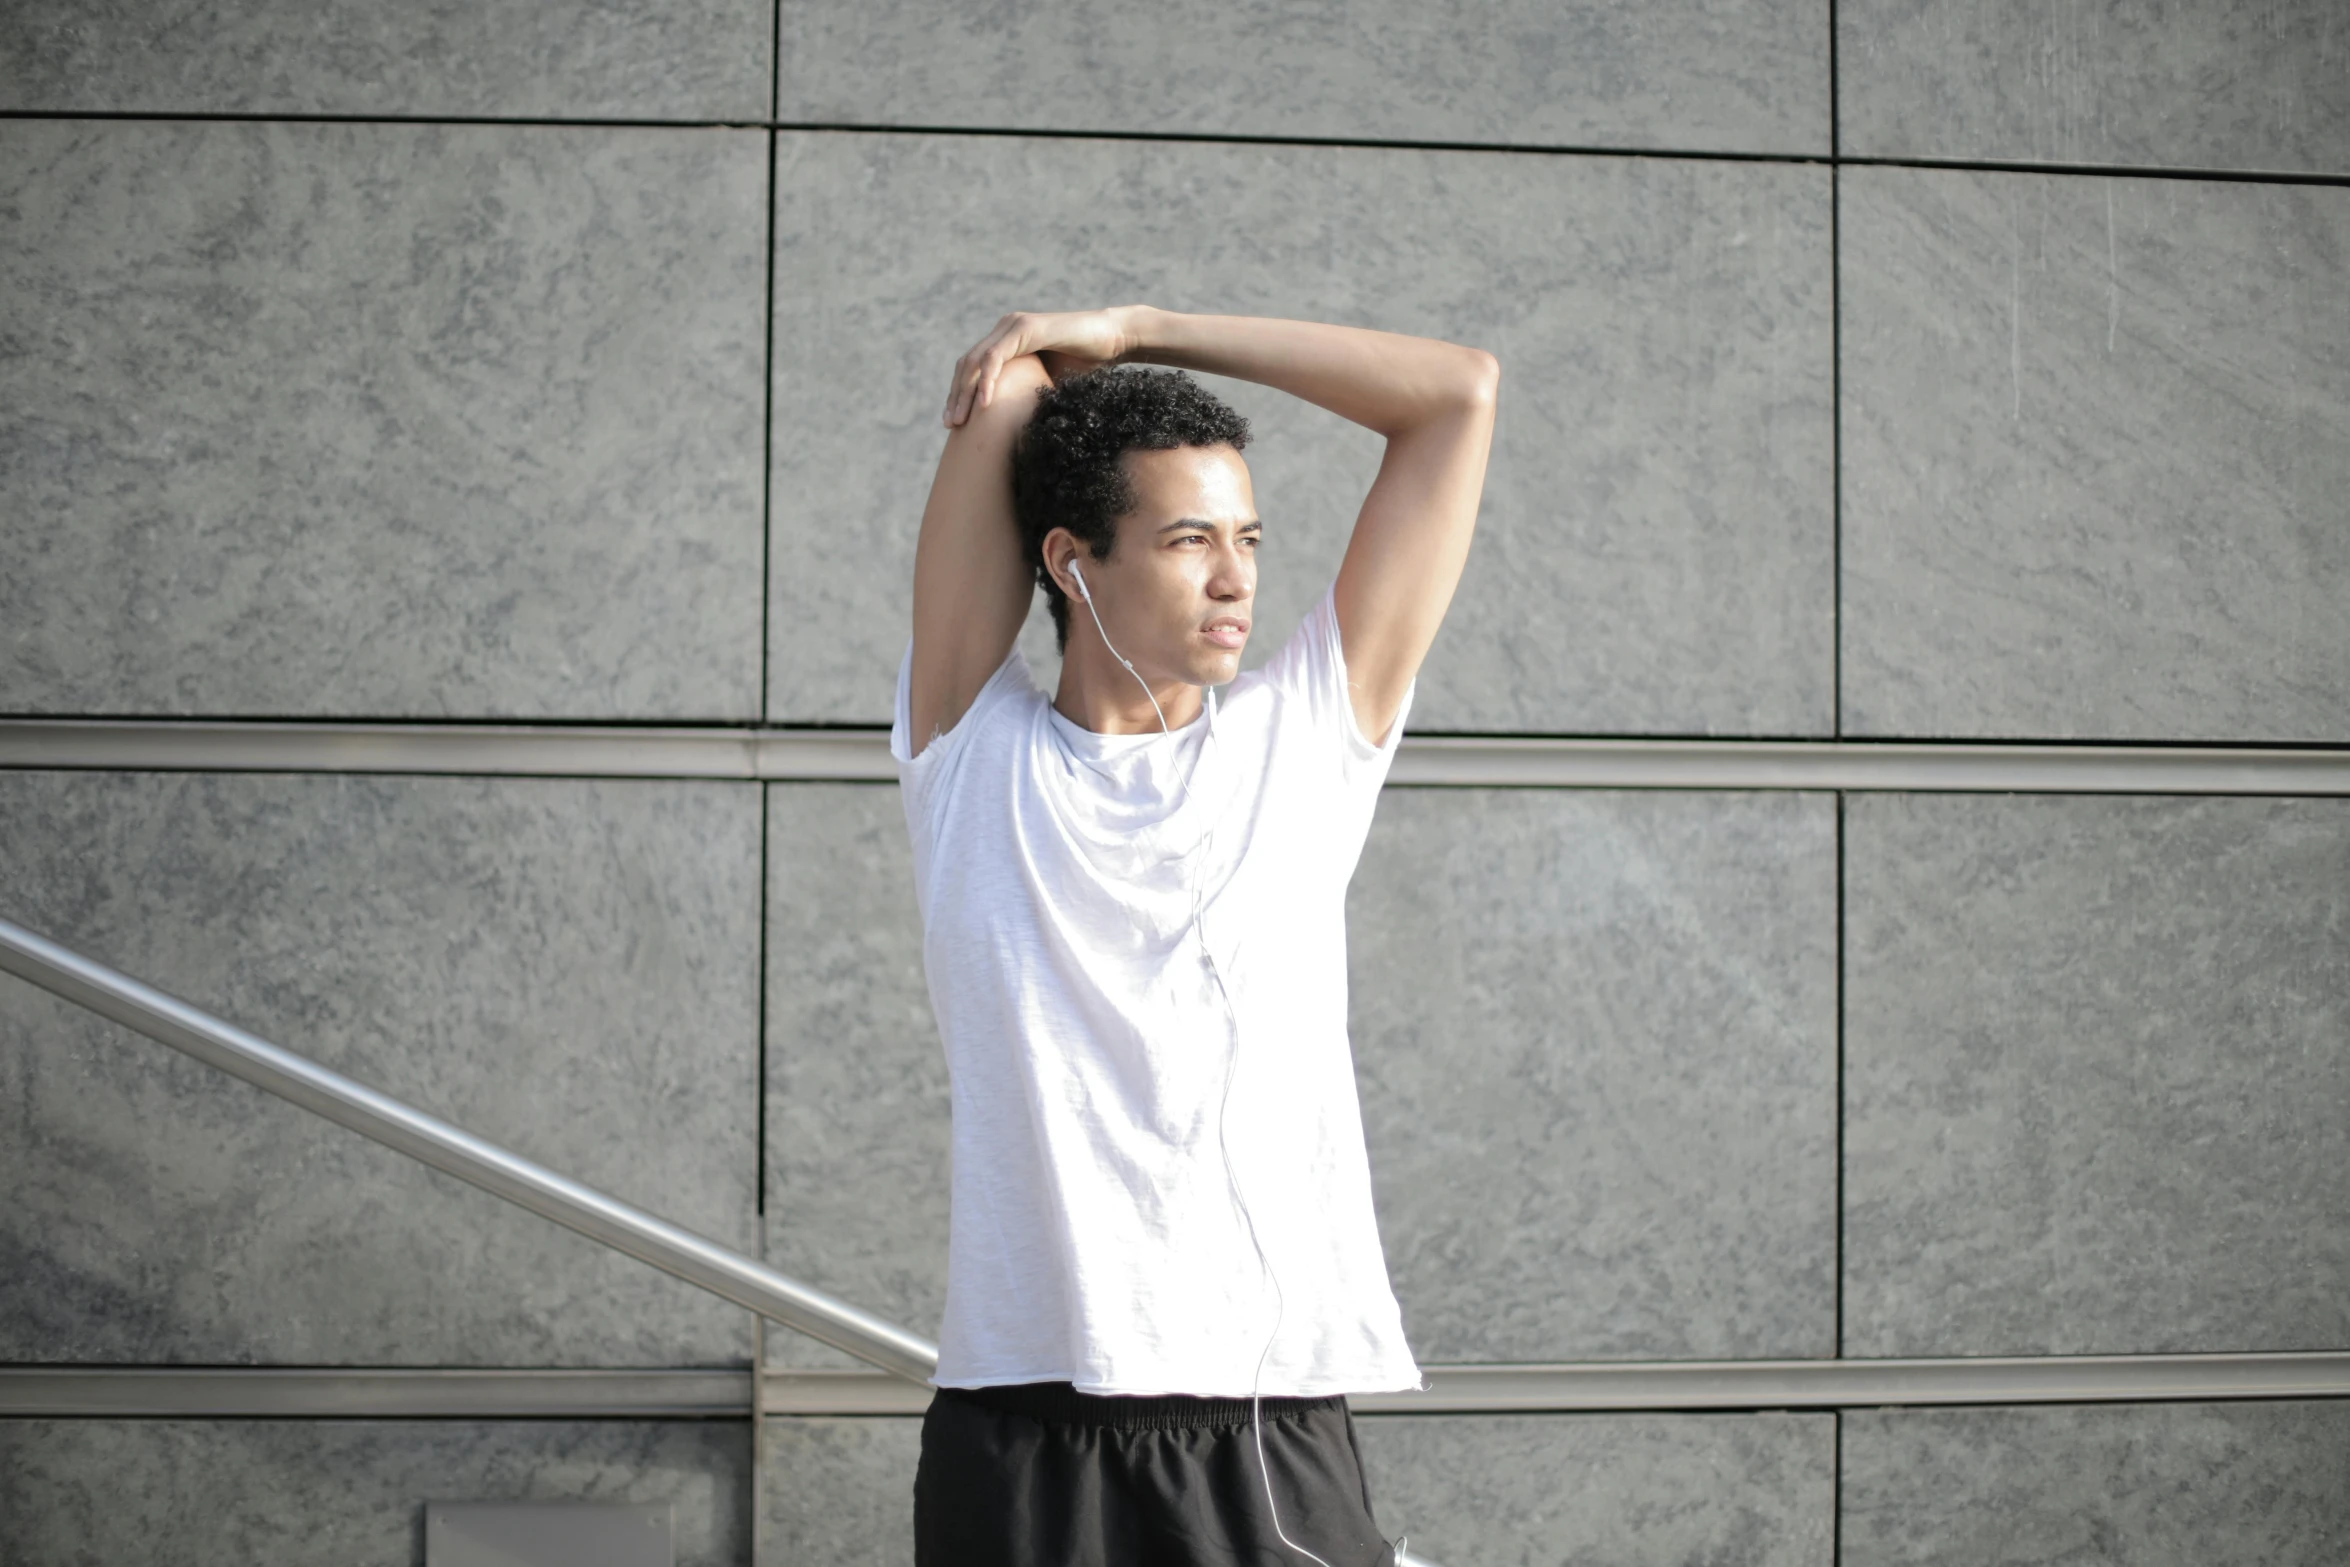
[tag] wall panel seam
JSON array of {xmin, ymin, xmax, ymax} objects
[{"xmin": 6, "ymin": 112, "xmax": 2346, "ymax": 188}]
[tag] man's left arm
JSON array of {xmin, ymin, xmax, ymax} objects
[{"xmin": 1323, "ymin": 348, "xmax": 1498, "ymax": 748}]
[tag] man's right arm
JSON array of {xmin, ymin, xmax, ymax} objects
[{"xmin": 905, "ymin": 352, "xmax": 1053, "ymax": 758}]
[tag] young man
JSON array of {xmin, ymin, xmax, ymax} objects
[{"xmin": 893, "ymin": 305, "xmax": 1497, "ymax": 1566}]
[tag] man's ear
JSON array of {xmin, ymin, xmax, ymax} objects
[
  {"xmin": 1039, "ymin": 529, "xmax": 1072, "ymax": 598},
  {"xmin": 1042, "ymin": 527, "xmax": 1094, "ymax": 602}
]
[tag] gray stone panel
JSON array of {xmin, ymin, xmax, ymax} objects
[
  {"xmin": 0, "ymin": 771, "xmax": 761, "ymax": 1367},
  {"xmin": 1844, "ymin": 794, "xmax": 2350, "ymax": 1357},
  {"xmin": 762, "ymin": 784, "xmax": 949, "ymax": 1369},
  {"xmin": 0, "ymin": 120, "xmax": 767, "ymax": 720},
  {"xmin": 769, "ymin": 132, "xmax": 1834, "ymax": 737},
  {"xmin": 758, "ymin": 1416, "xmax": 921, "ymax": 1566},
  {"xmin": 0, "ymin": 0, "xmax": 771, "ymax": 120},
  {"xmin": 1842, "ymin": 1402, "xmax": 2350, "ymax": 1567},
  {"xmin": 1838, "ymin": 1, "xmax": 2350, "ymax": 177},
  {"xmin": 1840, "ymin": 166, "xmax": 2350, "ymax": 742},
  {"xmin": 1351, "ymin": 790, "xmax": 1839, "ymax": 1361},
  {"xmin": 1355, "ymin": 1412, "xmax": 1835, "ymax": 1566},
  {"xmin": 0, "ymin": 1418, "xmax": 752, "ymax": 1566},
  {"xmin": 776, "ymin": 0, "xmax": 1828, "ymax": 156}
]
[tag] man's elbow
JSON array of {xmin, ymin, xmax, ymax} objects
[
  {"xmin": 1385, "ymin": 345, "xmax": 1499, "ymax": 437},
  {"xmin": 1460, "ymin": 347, "xmax": 1501, "ymax": 409},
  {"xmin": 1424, "ymin": 347, "xmax": 1499, "ymax": 422}
]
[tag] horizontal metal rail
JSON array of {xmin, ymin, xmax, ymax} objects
[
  {"xmin": 2, "ymin": 718, "xmax": 2345, "ymax": 794},
  {"xmin": 0, "ymin": 915, "xmax": 939, "ymax": 1386},
  {"xmin": 8, "ymin": 1353, "xmax": 2347, "ymax": 1419},
  {"xmin": 1360, "ymin": 1352, "xmax": 2350, "ymax": 1412},
  {"xmin": 769, "ymin": 1354, "xmax": 2350, "ymax": 1414},
  {"xmin": 0, "ymin": 1368, "xmax": 756, "ymax": 1419}
]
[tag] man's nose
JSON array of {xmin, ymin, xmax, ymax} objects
[{"xmin": 1208, "ymin": 540, "xmax": 1253, "ymax": 598}]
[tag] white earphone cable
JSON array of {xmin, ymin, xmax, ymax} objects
[{"xmin": 1070, "ymin": 563, "xmax": 1343, "ymax": 1567}]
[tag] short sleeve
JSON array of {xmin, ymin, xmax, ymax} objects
[
  {"xmin": 1259, "ymin": 579, "xmax": 1417, "ymax": 787},
  {"xmin": 891, "ymin": 635, "xmax": 1036, "ymax": 836}
]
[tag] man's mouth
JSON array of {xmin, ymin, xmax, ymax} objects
[{"xmin": 1201, "ymin": 617, "xmax": 1249, "ymax": 650}]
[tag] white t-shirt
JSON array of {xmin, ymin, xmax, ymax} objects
[{"xmin": 889, "ymin": 579, "xmax": 1424, "ymax": 1398}]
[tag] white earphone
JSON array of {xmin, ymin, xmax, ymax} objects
[
  {"xmin": 1069, "ymin": 557, "xmax": 1180, "ymax": 730},
  {"xmin": 1061, "ymin": 551, "xmax": 1379, "ymax": 1567}
]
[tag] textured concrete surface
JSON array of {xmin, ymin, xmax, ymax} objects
[
  {"xmin": 0, "ymin": 0, "xmax": 772, "ymax": 119},
  {"xmin": 0, "ymin": 1418, "xmax": 752, "ymax": 1566},
  {"xmin": 1843, "ymin": 793, "xmax": 2350, "ymax": 1357},
  {"xmin": 1356, "ymin": 1412, "xmax": 1836, "ymax": 1567},
  {"xmin": 763, "ymin": 784, "xmax": 950, "ymax": 1369},
  {"xmin": 1840, "ymin": 166, "xmax": 2350, "ymax": 742},
  {"xmin": 0, "ymin": 771, "xmax": 762, "ymax": 1367},
  {"xmin": 759, "ymin": 1416, "xmax": 922, "ymax": 1567},
  {"xmin": 1842, "ymin": 1402, "xmax": 2350, "ymax": 1566},
  {"xmin": 0, "ymin": 119, "xmax": 767, "ymax": 719},
  {"xmin": 769, "ymin": 131, "xmax": 1834, "ymax": 736},
  {"xmin": 1839, "ymin": 0, "xmax": 2350, "ymax": 177},
  {"xmin": 777, "ymin": 0, "xmax": 1829, "ymax": 156},
  {"xmin": 1350, "ymin": 789, "xmax": 1839, "ymax": 1361}
]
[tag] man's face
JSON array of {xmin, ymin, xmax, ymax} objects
[{"xmin": 1066, "ymin": 443, "xmax": 1259, "ymax": 687}]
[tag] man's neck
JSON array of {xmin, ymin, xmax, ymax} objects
[{"xmin": 1051, "ymin": 650, "xmax": 1207, "ymax": 735}]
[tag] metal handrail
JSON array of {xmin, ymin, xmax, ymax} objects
[
  {"xmin": 6, "ymin": 716, "xmax": 2349, "ymax": 795},
  {"xmin": 1, "ymin": 913, "xmax": 1445, "ymax": 1566},
  {"xmin": 0, "ymin": 914, "xmax": 938, "ymax": 1384}
]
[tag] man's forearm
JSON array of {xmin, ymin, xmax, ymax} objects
[{"xmin": 1116, "ymin": 306, "xmax": 1496, "ymax": 439}]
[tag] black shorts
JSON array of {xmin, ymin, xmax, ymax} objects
[{"xmin": 913, "ymin": 1379, "xmax": 1401, "ymax": 1567}]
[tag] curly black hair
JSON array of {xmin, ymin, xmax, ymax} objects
[{"xmin": 1011, "ymin": 366, "xmax": 1252, "ymax": 653}]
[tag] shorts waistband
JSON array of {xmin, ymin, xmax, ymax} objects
[{"xmin": 937, "ymin": 1380, "xmax": 1347, "ymax": 1431}]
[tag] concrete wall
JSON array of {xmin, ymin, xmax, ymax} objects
[{"xmin": 3, "ymin": 1, "xmax": 2345, "ymax": 1561}]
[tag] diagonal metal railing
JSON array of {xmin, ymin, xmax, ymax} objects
[
  {"xmin": 0, "ymin": 913, "xmax": 936, "ymax": 1382},
  {"xmin": 0, "ymin": 912, "xmax": 1445, "ymax": 1566}
]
